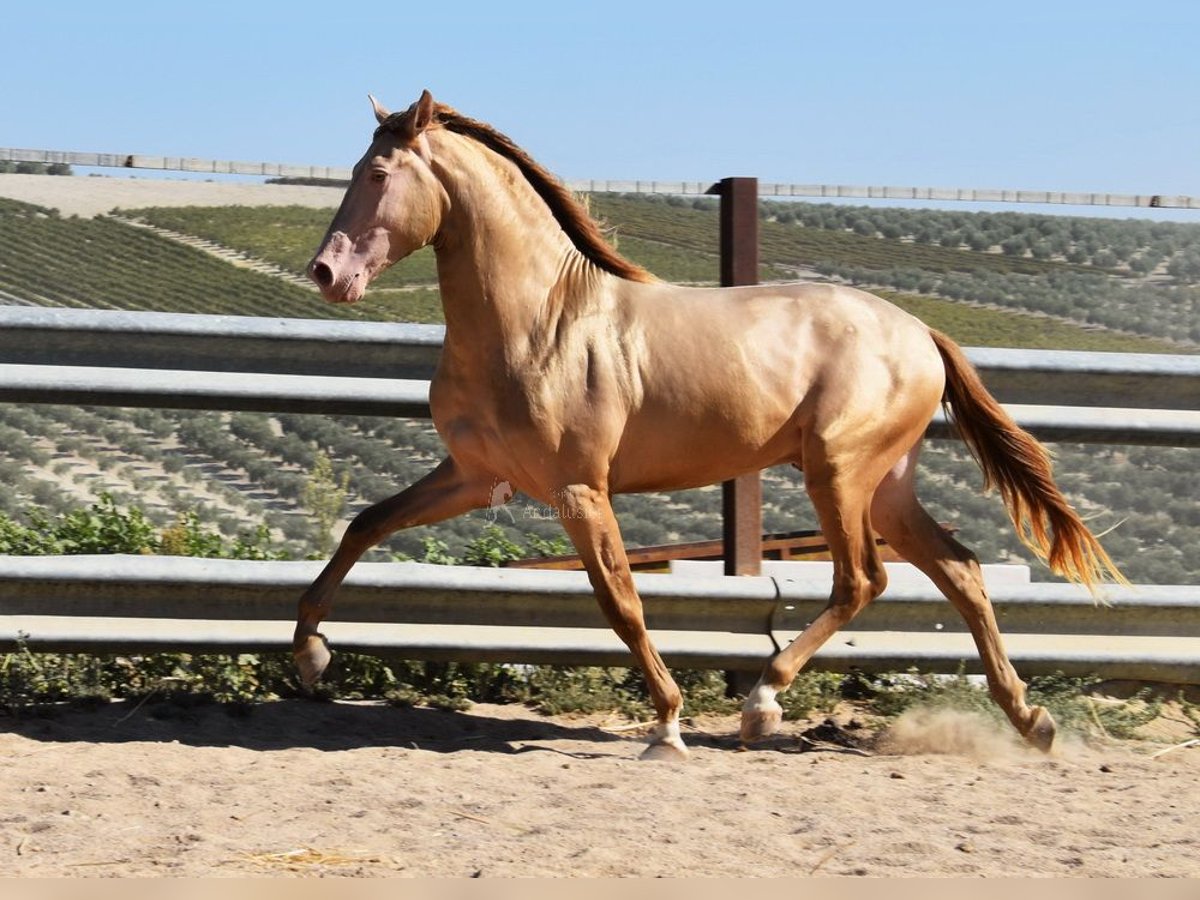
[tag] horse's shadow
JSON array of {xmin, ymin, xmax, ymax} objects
[{"xmin": 0, "ymin": 697, "xmax": 672, "ymax": 756}]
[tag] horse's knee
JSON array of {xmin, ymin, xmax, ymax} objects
[
  {"xmin": 833, "ymin": 567, "xmax": 883, "ymax": 618},
  {"xmin": 865, "ymin": 560, "xmax": 889, "ymax": 599},
  {"xmin": 344, "ymin": 504, "xmax": 387, "ymax": 544}
]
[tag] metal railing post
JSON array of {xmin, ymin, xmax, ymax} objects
[{"xmin": 712, "ymin": 177, "xmax": 764, "ymax": 577}]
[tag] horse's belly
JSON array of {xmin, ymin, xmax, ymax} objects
[{"xmin": 608, "ymin": 407, "xmax": 803, "ymax": 493}]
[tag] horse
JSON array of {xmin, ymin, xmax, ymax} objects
[{"xmin": 296, "ymin": 89, "xmax": 1125, "ymax": 760}]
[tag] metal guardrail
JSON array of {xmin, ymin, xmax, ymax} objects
[
  {"xmin": 4, "ymin": 147, "xmax": 1199, "ymax": 209},
  {"xmin": 0, "ymin": 308, "xmax": 1198, "ymax": 680},
  {"xmin": 0, "ymin": 307, "xmax": 444, "ymax": 380},
  {"xmin": 1, "ymin": 308, "xmax": 1197, "ymax": 445},
  {"xmin": 7, "ymin": 365, "xmax": 1193, "ymax": 445},
  {"xmin": 0, "ymin": 148, "xmax": 353, "ymax": 183},
  {"xmin": 1, "ymin": 556, "xmax": 1198, "ymax": 682},
  {"xmin": 0, "ymin": 364, "xmax": 432, "ymax": 419}
]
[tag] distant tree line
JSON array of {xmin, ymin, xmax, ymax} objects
[
  {"xmin": 266, "ymin": 176, "xmax": 349, "ymax": 188},
  {"xmin": 0, "ymin": 161, "xmax": 72, "ymax": 175},
  {"xmin": 761, "ymin": 199, "xmax": 1200, "ymax": 279}
]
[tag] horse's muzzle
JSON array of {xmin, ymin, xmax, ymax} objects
[{"xmin": 308, "ymin": 232, "xmax": 367, "ymax": 303}]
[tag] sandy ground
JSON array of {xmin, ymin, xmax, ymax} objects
[
  {"xmin": 0, "ymin": 173, "xmax": 343, "ymax": 217},
  {"xmin": 2, "ymin": 698, "xmax": 1198, "ymax": 878}
]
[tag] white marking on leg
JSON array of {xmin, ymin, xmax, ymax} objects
[
  {"xmin": 740, "ymin": 679, "xmax": 785, "ymax": 743},
  {"xmin": 743, "ymin": 681, "xmax": 780, "ymax": 716},
  {"xmin": 639, "ymin": 716, "xmax": 689, "ymax": 760},
  {"xmin": 648, "ymin": 718, "xmax": 683, "ymax": 748}
]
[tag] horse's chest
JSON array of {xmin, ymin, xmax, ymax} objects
[{"xmin": 429, "ymin": 371, "xmax": 553, "ymax": 467}]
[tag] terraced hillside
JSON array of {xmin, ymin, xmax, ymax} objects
[
  {"xmin": 0, "ymin": 198, "xmax": 440, "ymax": 323},
  {"xmin": 124, "ymin": 193, "xmax": 1200, "ymax": 347},
  {"xmin": 0, "ymin": 180, "xmax": 1196, "ymax": 584},
  {"xmin": 122, "ymin": 203, "xmax": 785, "ymax": 307}
]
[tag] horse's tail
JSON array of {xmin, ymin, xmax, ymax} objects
[{"xmin": 930, "ymin": 329, "xmax": 1127, "ymax": 592}]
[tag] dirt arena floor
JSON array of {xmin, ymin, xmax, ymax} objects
[{"xmin": 2, "ymin": 697, "xmax": 1198, "ymax": 878}]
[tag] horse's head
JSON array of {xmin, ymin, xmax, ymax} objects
[{"xmin": 308, "ymin": 90, "xmax": 450, "ymax": 304}]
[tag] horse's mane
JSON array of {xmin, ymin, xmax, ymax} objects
[{"xmin": 376, "ymin": 104, "xmax": 655, "ymax": 284}]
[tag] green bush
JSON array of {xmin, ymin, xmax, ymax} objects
[
  {"xmin": 0, "ymin": 494, "xmax": 284, "ymax": 560},
  {"xmin": 0, "ymin": 494, "xmax": 155, "ymax": 555}
]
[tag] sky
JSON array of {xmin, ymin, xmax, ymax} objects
[{"xmin": 4, "ymin": 0, "xmax": 1199, "ymax": 219}]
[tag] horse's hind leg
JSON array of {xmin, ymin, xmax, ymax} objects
[
  {"xmin": 870, "ymin": 450, "xmax": 1057, "ymax": 751},
  {"xmin": 555, "ymin": 484, "xmax": 687, "ymax": 761},
  {"xmin": 294, "ymin": 456, "xmax": 491, "ymax": 685},
  {"xmin": 741, "ymin": 443, "xmax": 890, "ymax": 743}
]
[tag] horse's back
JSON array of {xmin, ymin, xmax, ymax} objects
[
  {"xmin": 602, "ymin": 280, "xmax": 945, "ymax": 491},
  {"xmin": 628, "ymin": 279, "xmax": 944, "ymax": 412}
]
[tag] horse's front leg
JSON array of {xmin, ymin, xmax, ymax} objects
[
  {"xmin": 554, "ymin": 484, "xmax": 687, "ymax": 761},
  {"xmin": 294, "ymin": 456, "xmax": 491, "ymax": 685}
]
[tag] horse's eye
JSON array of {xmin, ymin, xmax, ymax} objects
[{"xmin": 370, "ymin": 170, "xmax": 387, "ymax": 183}]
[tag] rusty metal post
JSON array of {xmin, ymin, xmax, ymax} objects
[{"xmin": 709, "ymin": 177, "xmax": 763, "ymax": 578}]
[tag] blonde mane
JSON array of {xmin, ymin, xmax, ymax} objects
[{"xmin": 376, "ymin": 104, "xmax": 655, "ymax": 284}]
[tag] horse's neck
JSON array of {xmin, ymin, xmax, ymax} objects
[{"xmin": 430, "ymin": 134, "xmax": 591, "ymax": 358}]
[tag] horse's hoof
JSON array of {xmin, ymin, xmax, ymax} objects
[
  {"xmin": 293, "ymin": 633, "xmax": 332, "ymax": 687},
  {"xmin": 740, "ymin": 702, "xmax": 783, "ymax": 744},
  {"xmin": 1024, "ymin": 705, "xmax": 1057, "ymax": 753},
  {"xmin": 639, "ymin": 739, "xmax": 690, "ymax": 762}
]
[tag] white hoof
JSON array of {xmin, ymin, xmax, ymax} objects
[
  {"xmin": 639, "ymin": 720, "xmax": 689, "ymax": 762},
  {"xmin": 640, "ymin": 740, "xmax": 690, "ymax": 762},
  {"xmin": 740, "ymin": 683, "xmax": 784, "ymax": 744},
  {"xmin": 293, "ymin": 632, "xmax": 332, "ymax": 687}
]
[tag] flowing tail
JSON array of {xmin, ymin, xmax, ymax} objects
[{"xmin": 930, "ymin": 329, "xmax": 1127, "ymax": 591}]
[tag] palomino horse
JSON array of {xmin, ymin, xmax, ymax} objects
[{"xmin": 297, "ymin": 90, "xmax": 1124, "ymax": 760}]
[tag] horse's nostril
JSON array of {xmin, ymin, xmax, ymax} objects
[{"xmin": 311, "ymin": 262, "xmax": 334, "ymax": 288}]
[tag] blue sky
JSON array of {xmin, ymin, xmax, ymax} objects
[{"xmin": 5, "ymin": 1, "xmax": 1198, "ymax": 216}]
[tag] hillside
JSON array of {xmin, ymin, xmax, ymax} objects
[
  {"xmin": 122, "ymin": 193, "xmax": 1200, "ymax": 349},
  {"xmin": 0, "ymin": 197, "xmax": 442, "ymax": 324},
  {"xmin": 0, "ymin": 176, "xmax": 1196, "ymax": 584}
]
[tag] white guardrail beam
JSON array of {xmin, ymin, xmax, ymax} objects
[
  {"xmin": 0, "ymin": 316, "xmax": 1197, "ymax": 679},
  {"xmin": 0, "ymin": 363, "xmax": 433, "ymax": 419},
  {"xmin": 2, "ymin": 362, "xmax": 1196, "ymax": 446},
  {"xmin": 1, "ymin": 556, "xmax": 1199, "ymax": 682},
  {"xmin": 0, "ymin": 309, "xmax": 1196, "ymax": 445},
  {"xmin": 0, "ymin": 308, "xmax": 444, "ymax": 380},
  {"xmin": 2, "ymin": 309, "xmax": 1196, "ymax": 407}
]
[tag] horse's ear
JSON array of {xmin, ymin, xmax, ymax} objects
[
  {"xmin": 409, "ymin": 89, "xmax": 435, "ymax": 136},
  {"xmin": 368, "ymin": 94, "xmax": 391, "ymax": 125}
]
